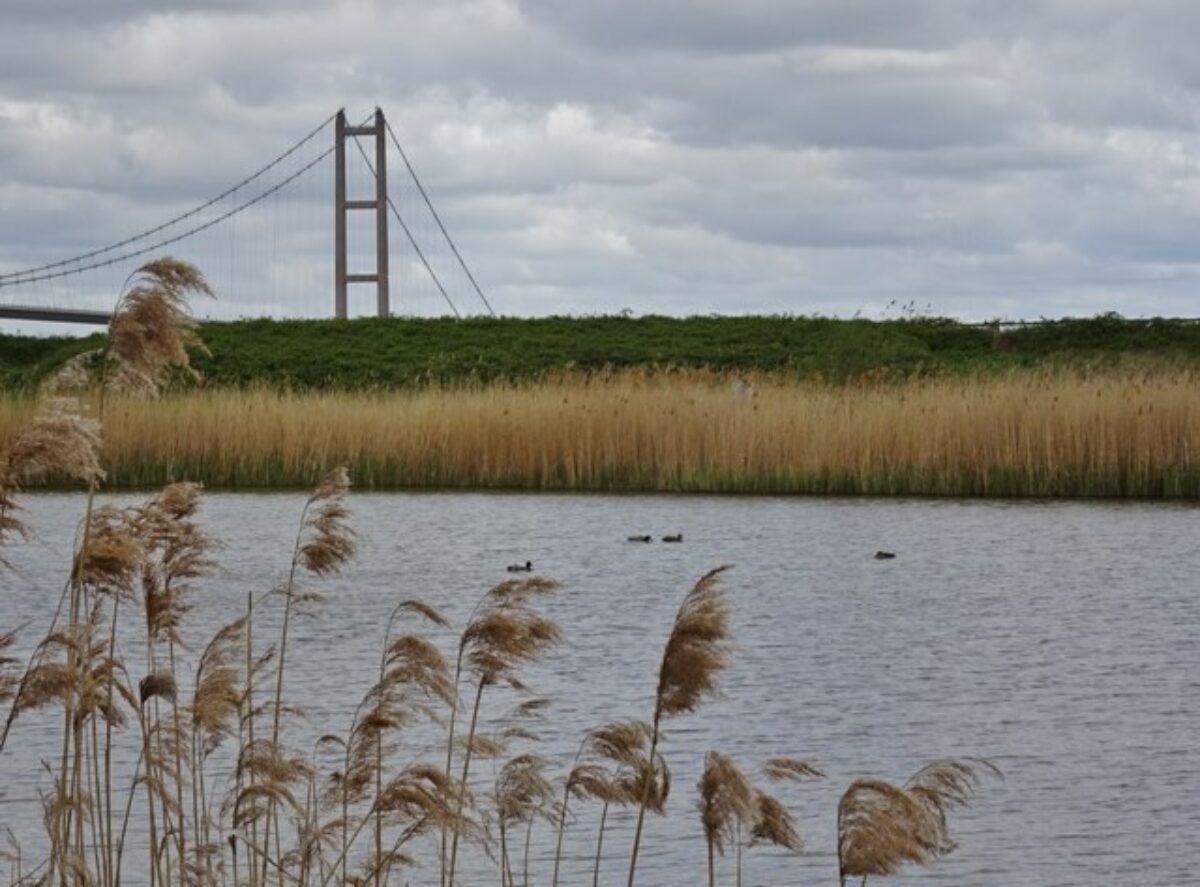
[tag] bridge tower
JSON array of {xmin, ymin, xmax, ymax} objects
[{"xmin": 334, "ymin": 108, "xmax": 390, "ymax": 318}]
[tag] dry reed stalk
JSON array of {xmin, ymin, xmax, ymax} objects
[
  {"xmin": 548, "ymin": 719, "xmax": 665, "ymax": 887},
  {"xmin": 627, "ymin": 565, "xmax": 733, "ymax": 887},
  {"xmin": 257, "ymin": 466, "xmax": 354, "ymax": 886},
  {"xmin": 697, "ymin": 753, "xmax": 819, "ymax": 887},
  {"xmin": 189, "ymin": 615, "xmax": 247, "ymax": 881},
  {"xmin": 443, "ymin": 577, "xmax": 561, "ymax": 887},
  {"xmin": 492, "ymin": 753, "xmax": 556, "ymax": 887},
  {"xmin": 316, "ymin": 763, "xmax": 466, "ymax": 887},
  {"xmin": 326, "ymin": 599, "xmax": 452, "ymax": 885},
  {"xmin": 126, "ymin": 481, "xmax": 215, "ymax": 886},
  {"xmin": 697, "ymin": 752, "xmax": 756, "ymax": 887},
  {"xmin": 837, "ymin": 758, "xmax": 1001, "ymax": 885}
]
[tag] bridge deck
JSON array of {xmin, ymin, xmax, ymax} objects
[{"xmin": 0, "ymin": 306, "xmax": 112, "ymax": 325}]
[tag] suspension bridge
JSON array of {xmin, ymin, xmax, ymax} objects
[{"xmin": 0, "ymin": 108, "xmax": 494, "ymax": 326}]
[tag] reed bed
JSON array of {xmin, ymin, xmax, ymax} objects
[
  {"xmin": 0, "ymin": 259, "xmax": 1008, "ymax": 885},
  {"xmin": 2, "ymin": 369, "xmax": 1199, "ymax": 496}
]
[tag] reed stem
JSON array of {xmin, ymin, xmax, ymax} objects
[{"xmin": 447, "ymin": 678, "xmax": 485, "ymax": 887}]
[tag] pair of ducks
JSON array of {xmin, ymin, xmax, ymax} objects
[{"xmin": 508, "ymin": 533, "xmax": 683, "ymax": 571}]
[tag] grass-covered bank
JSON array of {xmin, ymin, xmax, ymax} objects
[
  {"xmin": 4, "ymin": 369, "xmax": 1199, "ymax": 497},
  {"xmin": 7, "ymin": 313, "xmax": 1200, "ymax": 389}
]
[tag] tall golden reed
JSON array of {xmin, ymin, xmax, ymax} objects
[
  {"xmin": 3, "ymin": 368, "xmax": 1199, "ymax": 496},
  {"xmin": 628, "ymin": 565, "xmax": 733, "ymax": 887}
]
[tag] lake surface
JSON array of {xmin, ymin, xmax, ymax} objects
[{"xmin": 1, "ymin": 492, "xmax": 1198, "ymax": 885}]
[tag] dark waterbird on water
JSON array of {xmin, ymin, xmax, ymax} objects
[
  {"xmin": 627, "ymin": 534, "xmax": 653, "ymax": 543},
  {"xmin": 874, "ymin": 550, "xmax": 896, "ymax": 560},
  {"xmin": 662, "ymin": 534, "xmax": 683, "ymax": 543},
  {"xmin": 507, "ymin": 560, "xmax": 533, "ymax": 572}
]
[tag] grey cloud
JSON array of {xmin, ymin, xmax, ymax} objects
[{"xmin": 3, "ymin": 0, "xmax": 1200, "ymax": 323}]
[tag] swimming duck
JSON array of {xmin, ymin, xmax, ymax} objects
[
  {"xmin": 874, "ymin": 550, "xmax": 896, "ymax": 560},
  {"xmin": 662, "ymin": 534, "xmax": 683, "ymax": 543},
  {"xmin": 627, "ymin": 535, "xmax": 653, "ymax": 543},
  {"xmin": 507, "ymin": 560, "xmax": 533, "ymax": 572}
]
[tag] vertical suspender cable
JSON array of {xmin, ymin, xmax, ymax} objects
[{"xmin": 383, "ymin": 118, "xmax": 495, "ymax": 317}]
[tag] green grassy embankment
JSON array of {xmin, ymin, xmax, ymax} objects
[{"xmin": 4, "ymin": 313, "xmax": 1200, "ymax": 390}]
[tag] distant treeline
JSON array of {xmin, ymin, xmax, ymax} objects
[{"xmin": 5, "ymin": 313, "xmax": 1200, "ymax": 389}]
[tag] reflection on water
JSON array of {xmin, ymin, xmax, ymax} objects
[{"xmin": 1, "ymin": 491, "xmax": 1198, "ymax": 885}]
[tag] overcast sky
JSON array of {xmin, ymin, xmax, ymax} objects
[{"xmin": 4, "ymin": 0, "xmax": 1200, "ymax": 322}]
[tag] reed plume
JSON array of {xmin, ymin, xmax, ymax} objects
[
  {"xmin": 257, "ymin": 466, "xmax": 355, "ymax": 885},
  {"xmin": 107, "ymin": 258, "xmax": 211, "ymax": 395},
  {"xmin": 547, "ymin": 719, "xmax": 668, "ymax": 887},
  {"xmin": 125, "ymin": 482, "xmax": 216, "ymax": 887},
  {"xmin": 40, "ymin": 350, "xmax": 100, "ymax": 395},
  {"xmin": 189, "ymin": 616, "xmax": 247, "ymax": 881},
  {"xmin": 493, "ymin": 753, "xmax": 556, "ymax": 886},
  {"xmin": 75, "ymin": 505, "xmax": 143, "ymax": 599},
  {"xmin": 330, "ymin": 599, "xmax": 452, "ymax": 885},
  {"xmin": 329, "ymin": 763, "xmax": 468, "ymax": 887},
  {"xmin": 2, "ymin": 398, "xmax": 104, "ymax": 489},
  {"xmin": 627, "ymin": 565, "xmax": 733, "ymax": 887},
  {"xmin": 837, "ymin": 758, "xmax": 1001, "ymax": 885},
  {"xmin": 699, "ymin": 753, "xmax": 819, "ymax": 887},
  {"xmin": 694, "ymin": 753, "xmax": 815, "ymax": 886},
  {"xmin": 134, "ymin": 482, "xmax": 213, "ymax": 645},
  {"xmin": 444, "ymin": 576, "xmax": 561, "ymax": 887},
  {"xmin": 0, "ymin": 397, "xmax": 104, "ymax": 564},
  {"xmin": 697, "ymin": 751, "xmax": 756, "ymax": 887}
]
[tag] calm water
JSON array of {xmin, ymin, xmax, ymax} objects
[{"xmin": 1, "ymin": 492, "xmax": 1198, "ymax": 885}]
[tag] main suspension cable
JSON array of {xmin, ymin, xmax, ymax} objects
[
  {"xmin": 385, "ymin": 117, "xmax": 494, "ymax": 316},
  {"xmin": 0, "ymin": 111, "xmax": 338, "ymax": 286}
]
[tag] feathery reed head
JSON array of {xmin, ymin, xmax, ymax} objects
[
  {"xmin": 837, "ymin": 760, "xmax": 1001, "ymax": 884},
  {"xmin": 697, "ymin": 750, "xmax": 756, "ymax": 855},
  {"xmin": 494, "ymin": 753, "xmax": 556, "ymax": 827},
  {"xmin": 39, "ymin": 350, "xmax": 100, "ymax": 394},
  {"xmin": 581, "ymin": 720, "xmax": 670, "ymax": 811},
  {"xmin": 587, "ymin": 719, "xmax": 654, "ymax": 768},
  {"xmin": 377, "ymin": 763, "xmax": 466, "ymax": 834},
  {"xmin": 749, "ymin": 791, "xmax": 802, "ymax": 852},
  {"xmin": 135, "ymin": 482, "xmax": 214, "ymax": 642},
  {"xmin": 2, "ymin": 397, "xmax": 103, "ymax": 565},
  {"xmin": 3, "ymin": 398, "xmax": 104, "ymax": 488},
  {"xmin": 75, "ymin": 505, "xmax": 143, "ymax": 598},
  {"xmin": 460, "ymin": 577, "xmax": 562, "ymax": 684},
  {"xmin": 762, "ymin": 757, "xmax": 825, "ymax": 782},
  {"xmin": 393, "ymin": 598, "xmax": 451, "ymax": 628},
  {"xmin": 139, "ymin": 672, "xmax": 178, "ymax": 706},
  {"xmin": 191, "ymin": 616, "xmax": 246, "ymax": 758},
  {"xmin": 298, "ymin": 467, "xmax": 355, "ymax": 576},
  {"xmin": 655, "ymin": 565, "xmax": 733, "ymax": 721},
  {"xmin": 108, "ymin": 258, "xmax": 211, "ymax": 394},
  {"xmin": 837, "ymin": 777, "xmax": 944, "ymax": 880},
  {"xmin": 904, "ymin": 757, "xmax": 1001, "ymax": 818}
]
